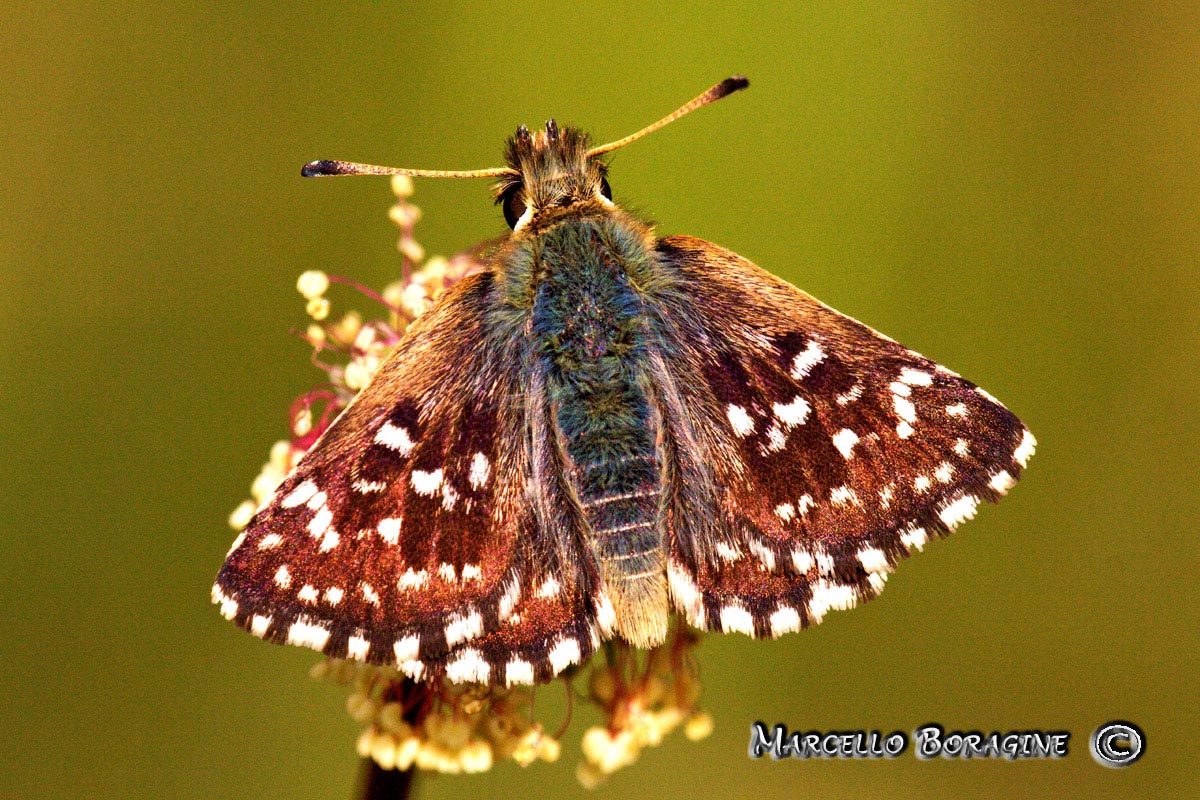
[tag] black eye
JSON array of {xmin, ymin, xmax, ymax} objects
[
  {"xmin": 599, "ymin": 175, "xmax": 612, "ymax": 201},
  {"xmin": 501, "ymin": 183, "xmax": 527, "ymax": 229}
]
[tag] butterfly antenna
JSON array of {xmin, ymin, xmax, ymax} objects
[
  {"xmin": 586, "ymin": 76, "xmax": 749, "ymax": 158},
  {"xmin": 301, "ymin": 160, "xmax": 516, "ymax": 179}
]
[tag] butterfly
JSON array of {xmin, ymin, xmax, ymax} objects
[{"xmin": 214, "ymin": 77, "xmax": 1035, "ymax": 686}]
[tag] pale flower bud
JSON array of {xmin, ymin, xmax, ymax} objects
[
  {"xmin": 306, "ymin": 296, "xmax": 331, "ymax": 321},
  {"xmin": 296, "ymin": 270, "xmax": 329, "ymax": 299},
  {"xmin": 685, "ymin": 712, "xmax": 714, "ymax": 741},
  {"xmin": 398, "ymin": 237, "xmax": 425, "ymax": 264},
  {"xmin": 227, "ymin": 500, "xmax": 255, "ymax": 531},
  {"xmin": 390, "ymin": 174, "xmax": 414, "ymax": 198}
]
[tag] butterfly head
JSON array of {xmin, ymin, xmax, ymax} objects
[{"xmin": 495, "ymin": 121, "xmax": 613, "ymax": 231}]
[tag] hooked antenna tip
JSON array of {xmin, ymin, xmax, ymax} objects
[
  {"xmin": 713, "ymin": 75, "xmax": 750, "ymax": 99},
  {"xmin": 301, "ymin": 160, "xmax": 343, "ymax": 177}
]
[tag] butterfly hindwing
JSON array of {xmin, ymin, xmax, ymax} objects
[{"xmin": 648, "ymin": 236, "xmax": 1035, "ymax": 637}]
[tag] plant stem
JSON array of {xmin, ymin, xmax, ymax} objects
[{"xmin": 358, "ymin": 758, "xmax": 416, "ymax": 800}]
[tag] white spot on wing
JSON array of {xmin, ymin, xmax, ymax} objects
[
  {"xmin": 790, "ymin": 338, "xmax": 826, "ymax": 379},
  {"xmin": 281, "ymin": 480, "xmax": 318, "ymax": 508},
  {"xmin": 773, "ymin": 395, "xmax": 810, "ymax": 427},
  {"xmin": 298, "ymin": 584, "xmax": 319, "ymax": 604},
  {"xmin": 947, "ymin": 403, "xmax": 968, "ymax": 418},
  {"xmin": 361, "ymin": 582, "xmax": 380, "ymax": 605},
  {"xmin": 774, "ymin": 502, "xmax": 795, "ymax": 522},
  {"xmin": 668, "ymin": 560, "xmax": 705, "ymax": 627},
  {"xmin": 258, "ymin": 533, "xmax": 283, "ymax": 550},
  {"xmin": 411, "ymin": 468, "xmax": 444, "ymax": 496},
  {"xmin": 720, "ymin": 604, "xmax": 755, "ymax": 636},
  {"xmin": 318, "ymin": 529, "xmax": 339, "ymax": 552},
  {"xmin": 832, "ymin": 428, "xmax": 859, "ymax": 459},
  {"xmin": 763, "ymin": 422, "xmax": 787, "ymax": 452},
  {"xmin": 896, "ymin": 421, "xmax": 915, "ymax": 439},
  {"xmin": 469, "ymin": 452, "xmax": 491, "ymax": 490},
  {"xmin": 250, "ymin": 614, "xmax": 271, "ymax": 637},
  {"xmin": 914, "ymin": 475, "xmax": 932, "ymax": 493},
  {"xmin": 377, "ymin": 517, "xmax": 401, "ymax": 545},
  {"xmin": 399, "ymin": 660, "xmax": 425, "ymax": 681},
  {"xmin": 325, "ymin": 586, "xmax": 344, "ymax": 605},
  {"xmin": 954, "ymin": 438, "xmax": 970, "ymax": 456},
  {"xmin": 726, "ymin": 404, "xmax": 755, "ymax": 437},
  {"xmin": 461, "ymin": 564, "xmax": 482, "ymax": 582},
  {"xmin": 548, "ymin": 637, "xmax": 582, "ymax": 674},
  {"xmin": 836, "ymin": 382, "xmax": 863, "ymax": 405},
  {"xmin": 347, "ymin": 635, "xmax": 370, "ymax": 661},
  {"xmin": 797, "ymin": 494, "xmax": 815, "ymax": 515},
  {"xmin": 444, "ymin": 609, "xmax": 483, "ymax": 646},
  {"xmin": 595, "ymin": 593, "xmax": 616, "ymax": 635},
  {"xmin": 989, "ymin": 470, "xmax": 1016, "ymax": 493},
  {"xmin": 213, "ymin": 587, "xmax": 238, "ymax": 620},
  {"xmin": 900, "ymin": 368, "xmax": 933, "ymax": 386},
  {"xmin": 440, "ymin": 482, "xmax": 459, "ymax": 511},
  {"xmin": 901, "ymin": 526, "xmax": 928, "ymax": 551},
  {"xmin": 445, "ymin": 648, "xmax": 490, "ymax": 683},
  {"xmin": 857, "ymin": 547, "xmax": 890, "ymax": 574},
  {"xmin": 536, "ymin": 577, "xmax": 561, "ymax": 598},
  {"xmin": 398, "ymin": 569, "xmax": 429, "ymax": 590},
  {"xmin": 935, "ymin": 462, "xmax": 954, "ymax": 483},
  {"xmin": 807, "ymin": 580, "xmax": 857, "ymax": 624},
  {"xmin": 393, "ymin": 634, "xmax": 420, "ymax": 663},
  {"xmin": 976, "ymin": 385, "xmax": 1006, "ymax": 406},
  {"xmin": 274, "ymin": 565, "xmax": 292, "ymax": 589},
  {"xmin": 375, "ymin": 421, "xmax": 415, "ymax": 455},
  {"xmin": 879, "ymin": 485, "xmax": 895, "ymax": 509},
  {"xmin": 939, "ymin": 494, "xmax": 980, "ymax": 528},
  {"xmin": 716, "ymin": 542, "xmax": 741, "ymax": 562},
  {"xmin": 748, "ymin": 538, "xmax": 777, "ymax": 571},
  {"xmin": 353, "ymin": 479, "xmax": 387, "ymax": 493},
  {"xmin": 499, "ymin": 576, "xmax": 521, "ymax": 619},
  {"xmin": 830, "ymin": 485, "xmax": 858, "ymax": 506},
  {"xmin": 307, "ymin": 505, "xmax": 333, "ymax": 538},
  {"xmin": 287, "ymin": 618, "xmax": 331, "ymax": 651},
  {"xmin": 1014, "ymin": 430, "xmax": 1037, "ymax": 468},
  {"xmin": 769, "ymin": 606, "xmax": 802, "ymax": 637},
  {"xmin": 438, "ymin": 563, "xmax": 456, "ymax": 582},
  {"xmin": 792, "ymin": 548, "xmax": 815, "ymax": 573},
  {"xmin": 505, "ymin": 658, "xmax": 535, "ymax": 686}
]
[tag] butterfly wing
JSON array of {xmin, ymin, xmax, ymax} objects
[
  {"xmin": 214, "ymin": 269, "xmax": 602, "ymax": 678},
  {"xmin": 647, "ymin": 236, "xmax": 1035, "ymax": 637}
]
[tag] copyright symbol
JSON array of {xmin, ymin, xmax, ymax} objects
[{"xmin": 1090, "ymin": 721, "xmax": 1144, "ymax": 768}]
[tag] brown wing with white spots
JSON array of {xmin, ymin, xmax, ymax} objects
[
  {"xmin": 649, "ymin": 236, "xmax": 1035, "ymax": 639},
  {"xmin": 216, "ymin": 271, "xmax": 553, "ymax": 671}
]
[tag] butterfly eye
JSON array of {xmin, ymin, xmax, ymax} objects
[
  {"xmin": 501, "ymin": 183, "xmax": 527, "ymax": 229},
  {"xmin": 599, "ymin": 175, "xmax": 613, "ymax": 201}
]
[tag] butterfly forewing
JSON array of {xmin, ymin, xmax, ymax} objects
[
  {"xmin": 215, "ymin": 272, "xmax": 531, "ymax": 666},
  {"xmin": 649, "ymin": 236, "xmax": 1035, "ymax": 637}
]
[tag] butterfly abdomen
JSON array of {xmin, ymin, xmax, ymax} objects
[{"xmin": 528, "ymin": 216, "xmax": 669, "ymax": 648}]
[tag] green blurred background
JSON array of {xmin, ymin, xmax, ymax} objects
[{"xmin": 3, "ymin": 3, "xmax": 1197, "ymax": 798}]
